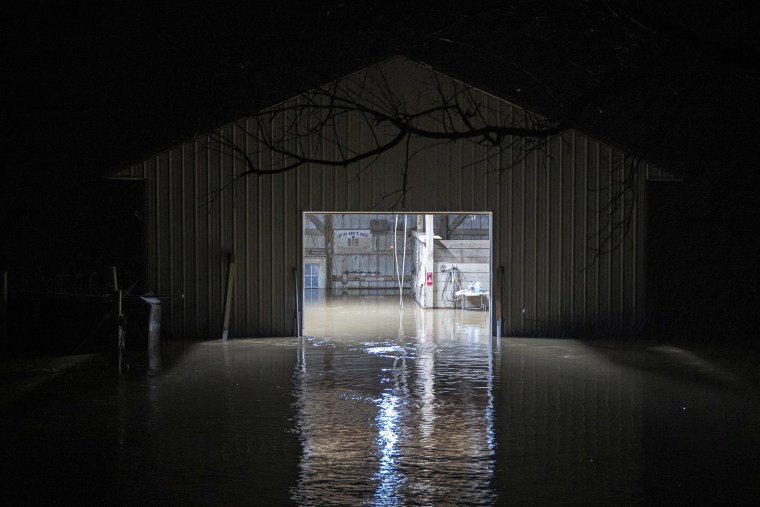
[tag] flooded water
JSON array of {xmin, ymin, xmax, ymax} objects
[{"xmin": 2, "ymin": 294, "xmax": 759, "ymax": 505}]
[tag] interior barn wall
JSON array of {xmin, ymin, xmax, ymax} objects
[
  {"xmin": 115, "ymin": 57, "xmax": 648, "ymax": 338},
  {"xmin": 433, "ymin": 239, "xmax": 491, "ymax": 309}
]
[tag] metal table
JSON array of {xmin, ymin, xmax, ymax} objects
[{"xmin": 455, "ymin": 289, "xmax": 490, "ymax": 311}]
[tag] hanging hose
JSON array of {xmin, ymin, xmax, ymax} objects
[
  {"xmin": 400, "ymin": 215, "xmax": 407, "ymax": 309},
  {"xmin": 441, "ymin": 266, "xmax": 463, "ymax": 304}
]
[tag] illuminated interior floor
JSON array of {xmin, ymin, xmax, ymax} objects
[{"xmin": 302, "ymin": 290, "xmax": 490, "ymax": 340}]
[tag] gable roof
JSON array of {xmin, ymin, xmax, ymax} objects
[{"xmin": 115, "ymin": 55, "xmax": 683, "ymax": 180}]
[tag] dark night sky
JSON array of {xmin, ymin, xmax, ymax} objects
[
  {"xmin": 3, "ymin": 1, "xmax": 760, "ymax": 339},
  {"xmin": 5, "ymin": 1, "xmax": 760, "ymax": 181}
]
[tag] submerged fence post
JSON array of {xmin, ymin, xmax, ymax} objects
[
  {"xmin": 109, "ymin": 267, "xmax": 126, "ymax": 373},
  {"xmin": 114, "ymin": 289, "xmax": 126, "ymax": 374},
  {"xmin": 109, "ymin": 266, "xmax": 118, "ymax": 292}
]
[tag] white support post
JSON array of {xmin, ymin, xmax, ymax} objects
[{"xmin": 425, "ymin": 214, "xmax": 434, "ymax": 308}]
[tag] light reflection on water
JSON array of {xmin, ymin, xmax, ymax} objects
[{"xmin": 294, "ymin": 299, "xmax": 496, "ymax": 506}]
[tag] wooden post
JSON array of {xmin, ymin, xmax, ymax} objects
[
  {"xmin": 113, "ymin": 289, "xmax": 126, "ymax": 374},
  {"xmin": 222, "ymin": 254, "xmax": 235, "ymax": 341},
  {"xmin": 325, "ymin": 215, "xmax": 333, "ymax": 294},
  {"xmin": 293, "ymin": 267, "xmax": 301, "ymax": 336},
  {"xmin": 495, "ymin": 266, "xmax": 504, "ymax": 337},
  {"xmin": 109, "ymin": 266, "xmax": 118, "ymax": 291}
]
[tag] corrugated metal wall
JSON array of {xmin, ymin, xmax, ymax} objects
[{"xmin": 115, "ymin": 56, "xmax": 649, "ymax": 338}]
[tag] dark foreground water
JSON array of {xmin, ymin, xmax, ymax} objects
[{"xmin": 2, "ymin": 299, "xmax": 759, "ymax": 505}]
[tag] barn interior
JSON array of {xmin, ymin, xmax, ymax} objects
[{"xmin": 302, "ymin": 212, "xmax": 492, "ymax": 338}]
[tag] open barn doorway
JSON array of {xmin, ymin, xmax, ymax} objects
[{"xmin": 302, "ymin": 212, "xmax": 492, "ymax": 339}]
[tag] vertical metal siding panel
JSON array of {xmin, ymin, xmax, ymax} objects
[
  {"xmin": 534, "ymin": 146, "xmax": 547, "ymax": 326},
  {"xmin": 524, "ymin": 144, "xmax": 537, "ymax": 332},
  {"xmin": 310, "ymin": 98, "xmax": 325, "ymax": 211},
  {"xmin": 204, "ymin": 138, "xmax": 217, "ymax": 337},
  {"xmin": 484, "ymin": 98, "xmax": 500, "ymax": 335},
  {"xmin": 515, "ymin": 137, "xmax": 527, "ymax": 335},
  {"xmin": 205, "ymin": 134, "xmax": 221, "ymax": 338},
  {"xmin": 598, "ymin": 145, "xmax": 611, "ymax": 328},
  {"xmin": 460, "ymin": 115, "xmax": 474, "ymax": 211},
  {"xmin": 548, "ymin": 136, "xmax": 562, "ymax": 329},
  {"xmin": 274, "ymin": 114, "xmax": 291, "ymax": 335},
  {"xmin": 170, "ymin": 147, "xmax": 185, "ymax": 337},
  {"xmin": 248, "ymin": 128, "xmax": 261, "ymax": 334},
  {"xmin": 544, "ymin": 140, "xmax": 554, "ymax": 327},
  {"xmin": 635, "ymin": 162, "xmax": 647, "ymax": 329},
  {"xmin": 468, "ymin": 117, "xmax": 480, "ymax": 213},
  {"xmin": 288, "ymin": 167, "xmax": 300, "ymax": 333},
  {"xmin": 245, "ymin": 119, "xmax": 255, "ymax": 333},
  {"xmin": 585, "ymin": 139, "xmax": 599, "ymax": 329},
  {"xmin": 155, "ymin": 153, "xmax": 171, "ymax": 334},
  {"xmin": 231, "ymin": 122, "xmax": 246, "ymax": 335},
  {"xmin": 259, "ymin": 123, "xmax": 274, "ymax": 335},
  {"xmin": 610, "ymin": 150, "xmax": 624, "ymax": 330},
  {"xmin": 194, "ymin": 140, "xmax": 209, "ymax": 337},
  {"xmin": 238, "ymin": 125, "xmax": 249, "ymax": 337},
  {"xmin": 378, "ymin": 134, "xmax": 392, "ymax": 212},
  {"xmin": 631, "ymin": 161, "xmax": 644, "ymax": 330},
  {"xmin": 183, "ymin": 142, "xmax": 198, "ymax": 337},
  {"xmin": 145, "ymin": 159, "xmax": 158, "ymax": 294},
  {"xmin": 436, "ymin": 122, "xmax": 450, "ymax": 212},
  {"xmin": 363, "ymin": 79, "xmax": 377, "ymax": 210},
  {"xmin": 499, "ymin": 133, "xmax": 512, "ymax": 335},
  {"xmin": 157, "ymin": 153, "xmax": 171, "ymax": 300},
  {"xmin": 573, "ymin": 133, "xmax": 589, "ymax": 327},
  {"xmin": 272, "ymin": 165, "xmax": 285, "ymax": 336},
  {"xmin": 620, "ymin": 157, "xmax": 632, "ymax": 329},
  {"xmin": 448, "ymin": 98, "xmax": 462, "ymax": 211},
  {"xmin": 219, "ymin": 126, "xmax": 235, "ymax": 334},
  {"xmin": 351, "ymin": 82, "xmax": 372, "ymax": 211},
  {"xmin": 331, "ymin": 91, "xmax": 347, "ymax": 212},
  {"xmin": 560, "ymin": 134, "xmax": 574, "ymax": 327},
  {"xmin": 621, "ymin": 160, "xmax": 635, "ymax": 329}
]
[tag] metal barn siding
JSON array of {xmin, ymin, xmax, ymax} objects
[{"xmin": 115, "ymin": 56, "xmax": 649, "ymax": 338}]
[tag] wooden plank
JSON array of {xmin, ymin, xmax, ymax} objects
[
  {"xmin": 438, "ymin": 240, "xmax": 490, "ymax": 249},
  {"xmin": 222, "ymin": 254, "xmax": 235, "ymax": 340},
  {"xmin": 449, "ymin": 229, "xmax": 490, "ymax": 237},
  {"xmin": 433, "ymin": 262, "xmax": 490, "ymax": 273}
]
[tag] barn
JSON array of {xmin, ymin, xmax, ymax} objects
[{"xmin": 110, "ymin": 56, "xmax": 675, "ymax": 339}]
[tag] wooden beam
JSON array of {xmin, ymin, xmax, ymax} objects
[
  {"xmin": 448, "ymin": 228, "xmax": 489, "ymax": 237},
  {"xmin": 447, "ymin": 214, "xmax": 468, "ymax": 235},
  {"xmin": 306, "ymin": 214, "xmax": 325, "ymax": 234},
  {"xmin": 440, "ymin": 215, "xmax": 449, "ymax": 239}
]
